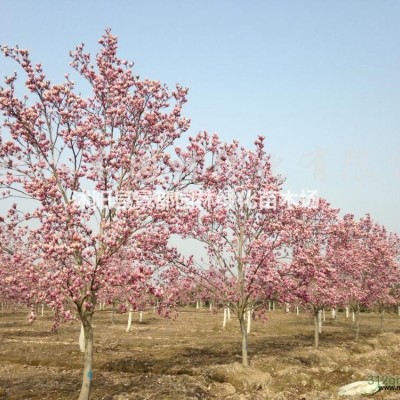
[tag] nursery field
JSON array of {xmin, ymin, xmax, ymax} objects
[{"xmin": 1, "ymin": 307, "xmax": 400, "ymax": 400}]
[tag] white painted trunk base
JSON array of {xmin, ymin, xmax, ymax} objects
[
  {"xmin": 318, "ymin": 310, "xmax": 322, "ymax": 334},
  {"xmin": 79, "ymin": 323, "xmax": 85, "ymax": 353},
  {"xmin": 246, "ymin": 309, "xmax": 251, "ymax": 334},
  {"xmin": 222, "ymin": 308, "xmax": 227, "ymax": 328},
  {"xmin": 126, "ymin": 310, "xmax": 133, "ymax": 332}
]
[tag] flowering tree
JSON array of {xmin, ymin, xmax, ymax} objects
[
  {"xmin": 98, "ymin": 240, "xmax": 181, "ymax": 331},
  {"xmin": 172, "ymin": 135, "xmax": 290, "ymax": 366},
  {"xmin": 283, "ymin": 199, "xmax": 339, "ymax": 348},
  {"xmin": 0, "ymin": 208, "xmax": 60, "ymax": 322},
  {"xmin": 0, "ymin": 214, "xmax": 39, "ymax": 319},
  {"xmin": 366, "ymin": 228, "xmax": 400, "ymax": 332},
  {"xmin": 330, "ymin": 214, "xmax": 399, "ymax": 341},
  {"xmin": 0, "ymin": 30, "xmax": 190, "ymax": 399}
]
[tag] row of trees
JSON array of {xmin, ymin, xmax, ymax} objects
[
  {"xmin": 165, "ymin": 157, "xmax": 400, "ymax": 359},
  {"xmin": 1, "ymin": 30, "xmax": 399, "ymax": 399}
]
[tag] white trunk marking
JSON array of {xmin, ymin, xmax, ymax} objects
[
  {"xmin": 79, "ymin": 323, "xmax": 85, "ymax": 353},
  {"xmin": 246, "ymin": 309, "xmax": 251, "ymax": 334},
  {"xmin": 126, "ymin": 309, "xmax": 133, "ymax": 332}
]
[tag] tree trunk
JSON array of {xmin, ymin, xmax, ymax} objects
[
  {"xmin": 296, "ymin": 306, "xmax": 299, "ymax": 316},
  {"xmin": 222, "ymin": 308, "xmax": 227, "ymax": 328},
  {"xmin": 246, "ymin": 309, "xmax": 251, "ymax": 334},
  {"xmin": 272, "ymin": 301, "xmax": 276, "ymax": 311},
  {"xmin": 126, "ymin": 308, "xmax": 133, "ymax": 332},
  {"xmin": 318, "ymin": 310, "xmax": 322, "ymax": 334},
  {"xmin": 380, "ymin": 309, "xmax": 385, "ymax": 333},
  {"xmin": 354, "ymin": 310, "xmax": 360, "ymax": 341},
  {"xmin": 346, "ymin": 306, "xmax": 349, "ymax": 318},
  {"xmin": 79, "ymin": 323, "xmax": 85, "ymax": 353},
  {"xmin": 78, "ymin": 313, "xmax": 94, "ymax": 400},
  {"xmin": 240, "ymin": 316, "xmax": 249, "ymax": 366},
  {"xmin": 332, "ymin": 307, "xmax": 336, "ymax": 320},
  {"xmin": 227, "ymin": 306, "xmax": 231, "ymax": 320},
  {"xmin": 111, "ymin": 302, "xmax": 116, "ymax": 325},
  {"xmin": 209, "ymin": 302, "xmax": 213, "ymax": 313},
  {"xmin": 398, "ymin": 305, "xmax": 400, "ymax": 317},
  {"xmin": 314, "ymin": 312, "xmax": 319, "ymax": 349},
  {"xmin": 139, "ymin": 311, "xmax": 143, "ymax": 323}
]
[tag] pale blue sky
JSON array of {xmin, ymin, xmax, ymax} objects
[{"xmin": 1, "ymin": 0, "xmax": 399, "ymax": 233}]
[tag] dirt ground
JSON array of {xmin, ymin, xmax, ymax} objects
[{"xmin": 1, "ymin": 306, "xmax": 400, "ymax": 400}]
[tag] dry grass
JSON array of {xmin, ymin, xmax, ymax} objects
[{"xmin": 0, "ymin": 306, "xmax": 400, "ymax": 399}]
